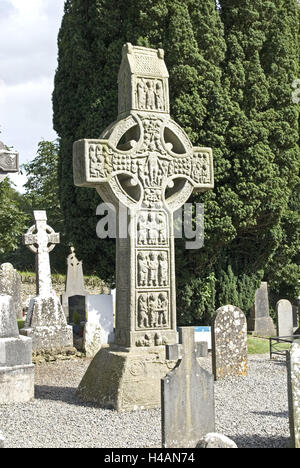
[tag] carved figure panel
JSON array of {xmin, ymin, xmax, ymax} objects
[
  {"xmin": 136, "ymin": 78, "xmax": 166, "ymax": 112},
  {"xmin": 137, "ymin": 251, "xmax": 169, "ymax": 288},
  {"xmin": 137, "ymin": 211, "xmax": 168, "ymax": 247},
  {"xmin": 137, "ymin": 291, "xmax": 169, "ymax": 330}
]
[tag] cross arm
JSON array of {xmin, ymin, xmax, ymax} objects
[
  {"xmin": 73, "ymin": 139, "xmax": 113, "ymax": 187},
  {"xmin": 169, "ymin": 146, "xmax": 214, "ymax": 192}
]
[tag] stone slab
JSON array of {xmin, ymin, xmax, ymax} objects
[
  {"xmin": 0, "ymin": 364, "xmax": 34, "ymax": 404},
  {"xmin": 86, "ymin": 295, "xmax": 114, "ymax": 345},
  {"xmin": 83, "ymin": 322, "xmax": 102, "ymax": 358},
  {"xmin": 0, "ymin": 295, "xmax": 19, "ymax": 339},
  {"xmin": 0, "ymin": 336, "xmax": 32, "ymax": 368},
  {"xmin": 276, "ymin": 299, "xmax": 294, "ymax": 337},
  {"xmin": 162, "ymin": 327, "xmax": 215, "ymax": 448},
  {"xmin": 212, "ymin": 305, "xmax": 248, "ymax": 381},
  {"xmin": 0, "ymin": 263, "xmax": 22, "ymax": 319},
  {"xmin": 77, "ymin": 345, "xmax": 176, "ymax": 411}
]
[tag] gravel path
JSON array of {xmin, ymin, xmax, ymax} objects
[{"xmin": 0, "ymin": 354, "xmax": 291, "ymax": 448}]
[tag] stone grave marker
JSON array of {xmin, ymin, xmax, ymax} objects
[
  {"xmin": 0, "ymin": 296, "xmax": 34, "ymax": 403},
  {"xmin": 20, "ymin": 211, "xmax": 73, "ymax": 353},
  {"xmin": 0, "ymin": 141, "xmax": 19, "ymax": 183},
  {"xmin": 62, "ymin": 247, "xmax": 87, "ymax": 318},
  {"xmin": 212, "ymin": 304, "xmax": 248, "ymax": 381},
  {"xmin": 161, "ymin": 327, "xmax": 215, "ymax": 448},
  {"xmin": 0, "ymin": 263, "xmax": 22, "ymax": 319},
  {"xmin": 276, "ymin": 299, "xmax": 294, "ymax": 337},
  {"xmin": 68, "ymin": 295, "xmax": 86, "ymax": 324},
  {"xmin": 287, "ymin": 342, "xmax": 300, "ymax": 448},
  {"xmin": 74, "ymin": 43, "xmax": 214, "ymax": 411},
  {"xmin": 86, "ymin": 294, "xmax": 114, "ymax": 345},
  {"xmin": 248, "ymin": 282, "xmax": 276, "ymax": 337}
]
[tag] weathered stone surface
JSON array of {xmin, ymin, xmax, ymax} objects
[
  {"xmin": 77, "ymin": 345, "xmax": 176, "ymax": 411},
  {"xmin": 0, "ymin": 296, "xmax": 34, "ymax": 403},
  {"xmin": 0, "ymin": 263, "xmax": 22, "ymax": 319},
  {"xmin": 0, "ymin": 433, "xmax": 4, "ymax": 448},
  {"xmin": 21, "ymin": 211, "xmax": 73, "ymax": 353},
  {"xmin": 276, "ymin": 299, "xmax": 294, "ymax": 337},
  {"xmin": 249, "ymin": 282, "xmax": 276, "ymax": 337},
  {"xmin": 196, "ymin": 433, "xmax": 238, "ymax": 449},
  {"xmin": 162, "ymin": 327, "xmax": 215, "ymax": 448},
  {"xmin": 62, "ymin": 247, "xmax": 87, "ymax": 317},
  {"xmin": 83, "ymin": 322, "xmax": 102, "ymax": 358},
  {"xmin": 0, "ymin": 295, "xmax": 19, "ymax": 338},
  {"xmin": 287, "ymin": 342, "xmax": 300, "ymax": 448},
  {"xmin": 0, "ymin": 141, "xmax": 19, "ymax": 182},
  {"xmin": 212, "ymin": 305, "xmax": 248, "ymax": 381},
  {"xmin": 73, "ymin": 43, "xmax": 214, "ymax": 411}
]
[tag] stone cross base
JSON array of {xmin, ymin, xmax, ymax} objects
[
  {"xmin": 0, "ymin": 359, "xmax": 34, "ymax": 404},
  {"xmin": 77, "ymin": 345, "xmax": 177, "ymax": 411},
  {"xmin": 20, "ymin": 295, "xmax": 73, "ymax": 353}
]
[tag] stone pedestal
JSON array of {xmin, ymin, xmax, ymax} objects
[
  {"xmin": 77, "ymin": 345, "xmax": 176, "ymax": 411},
  {"xmin": 0, "ymin": 296, "xmax": 34, "ymax": 403},
  {"xmin": 20, "ymin": 295, "xmax": 73, "ymax": 353}
]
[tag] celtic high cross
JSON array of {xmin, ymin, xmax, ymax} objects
[
  {"xmin": 73, "ymin": 43, "xmax": 214, "ymax": 348},
  {"xmin": 23, "ymin": 211, "xmax": 60, "ymax": 297}
]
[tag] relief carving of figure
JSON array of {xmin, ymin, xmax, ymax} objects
[
  {"xmin": 146, "ymin": 80, "xmax": 156, "ymax": 110},
  {"xmin": 158, "ymin": 252, "xmax": 168, "ymax": 286},
  {"xmin": 148, "ymin": 252, "xmax": 159, "ymax": 287},
  {"xmin": 137, "ymin": 214, "xmax": 148, "ymax": 245},
  {"xmin": 138, "ymin": 294, "xmax": 149, "ymax": 328},
  {"xmin": 137, "ymin": 79, "xmax": 147, "ymax": 109},
  {"xmin": 148, "ymin": 293, "xmax": 157, "ymax": 327},
  {"xmin": 147, "ymin": 213, "xmax": 159, "ymax": 245},
  {"xmin": 137, "ymin": 252, "xmax": 148, "ymax": 287},
  {"xmin": 155, "ymin": 81, "xmax": 164, "ymax": 111},
  {"xmin": 157, "ymin": 292, "xmax": 168, "ymax": 326},
  {"xmin": 156, "ymin": 213, "xmax": 167, "ymax": 244}
]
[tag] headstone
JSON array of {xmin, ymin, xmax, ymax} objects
[
  {"xmin": 248, "ymin": 282, "xmax": 276, "ymax": 337},
  {"xmin": 292, "ymin": 305, "xmax": 299, "ymax": 332},
  {"xmin": 20, "ymin": 211, "xmax": 73, "ymax": 353},
  {"xmin": 196, "ymin": 433, "xmax": 238, "ymax": 449},
  {"xmin": 0, "ymin": 296, "xmax": 34, "ymax": 403},
  {"xmin": 212, "ymin": 305, "xmax": 248, "ymax": 381},
  {"xmin": 0, "ymin": 263, "xmax": 22, "ymax": 319},
  {"xmin": 74, "ymin": 43, "xmax": 214, "ymax": 411},
  {"xmin": 86, "ymin": 295, "xmax": 114, "ymax": 345},
  {"xmin": 161, "ymin": 327, "xmax": 215, "ymax": 448},
  {"xmin": 68, "ymin": 295, "xmax": 86, "ymax": 324},
  {"xmin": 276, "ymin": 299, "xmax": 294, "ymax": 337},
  {"xmin": 62, "ymin": 247, "xmax": 87, "ymax": 318},
  {"xmin": 195, "ymin": 326, "xmax": 211, "ymax": 350},
  {"xmin": 0, "ymin": 141, "xmax": 19, "ymax": 183},
  {"xmin": 287, "ymin": 342, "xmax": 300, "ymax": 448}
]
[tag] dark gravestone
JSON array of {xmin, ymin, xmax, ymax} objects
[
  {"xmin": 248, "ymin": 282, "xmax": 276, "ymax": 337},
  {"xmin": 161, "ymin": 327, "xmax": 215, "ymax": 448},
  {"xmin": 68, "ymin": 296, "xmax": 86, "ymax": 325}
]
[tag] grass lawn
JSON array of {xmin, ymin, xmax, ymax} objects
[{"xmin": 247, "ymin": 335, "xmax": 290, "ymax": 355}]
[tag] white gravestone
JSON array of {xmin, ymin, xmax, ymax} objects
[
  {"xmin": 287, "ymin": 342, "xmax": 300, "ymax": 448},
  {"xmin": 20, "ymin": 211, "xmax": 73, "ymax": 353},
  {"xmin": 195, "ymin": 326, "xmax": 211, "ymax": 350},
  {"xmin": 276, "ymin": 299, "xmax": 294, "ymax": 337},
  {"xmin": 0, "ymin": 296, "xmax": 34, "ymax": 403}
]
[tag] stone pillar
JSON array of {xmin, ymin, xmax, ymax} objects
[{"xmin": 249, "ymin": 282, "xmax": 276, "ymax": 337}]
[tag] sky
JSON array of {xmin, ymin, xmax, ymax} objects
[{"xmin": 0, "ymin": 0, "xmax": 65, "ymax": 192}]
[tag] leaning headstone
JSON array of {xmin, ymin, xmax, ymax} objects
[
  {"xmin": 162, "ymin": 327, "xmax": 215, "ymax": 448},
  {"xmin": 61, "ymin": 247, "xmax": 87, "ymax": 318},
  {"xmin": 212, "ymin": 305, "xmax": 248, "ymax": 381},
  {"xmin": 276, "ymin": 299, "xmax": 294, "ymax": 337},
  {"xmin": 20, "ymin": 211, "xmax": 73, "ymax": 353},
  {"xmin": 287, "ymin": 342, "xmax": 300, "ymax": 448},
  {"xmin": 248, "ymin": 282, "xmax": 276, "ymax": 337},
  {"xmin": 74, "ymin": 43, "xmax": 214, "ymax": 411},
  {"xmin": 196, "ymin": 433, "xmax": 238, "ymax": 449},
  {"xmin": 0, "ymin": 263, "xmax": 22, "ymax": 319},
  {"xmin": 0, "ymin": 296, "xmax": 34, "ymax": 403}
]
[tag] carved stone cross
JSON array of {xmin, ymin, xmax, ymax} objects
[
  {"xmin": 73, "ymin": 43, "xmax": 214, "ymax": 349},
  {"xmin": 23, "ymin": 211, "xmax": 60, "ymax": 297},
  {"xmin": 0, "ymin": 141, "xmax": 19, "ymax": 183}
]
